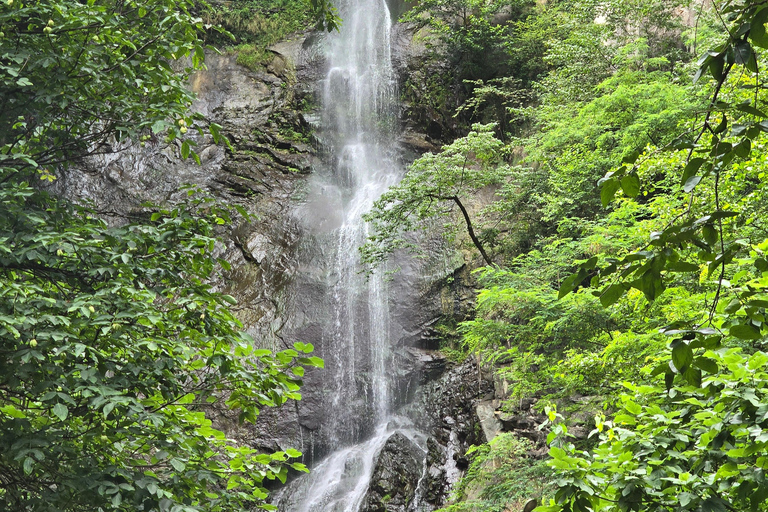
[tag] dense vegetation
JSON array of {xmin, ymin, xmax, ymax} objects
[
  {"xmin": 199, "ymin": 0, "xmax": 337, "ymax": 71},
  {"xmin": 0, "ymin": 0, "xmax": 328, "ymax": 510},
  {"xmin": 5, "ymin": 0, "xmax": 768, "ymax": 509},
  {"xmin": 365, "ymin": 0, "xmax": 768, "ymax": 510}
]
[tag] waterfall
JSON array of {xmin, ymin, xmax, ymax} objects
[
  {"xmin": 273, "ymin": 0, "xmax": 429, "ymax": 509},
  {"xmin": 320, "ymin": 0, "xmax": 397, "ymax": 448}
]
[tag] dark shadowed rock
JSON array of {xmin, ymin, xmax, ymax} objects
[
  {"xmin": 422, "ymin": 436, "xmax": 448, "ymax": 506},
  {"xmin": 360, "ymin": 432, "xmax": 423, "ymax": 512}
]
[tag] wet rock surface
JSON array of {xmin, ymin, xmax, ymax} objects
[
  {"xmin": 360, "ymin": 432, "xmax": 423, "ymax": 512},
  {"xmin": 421, "ymin": 436, "xmax": 449, "ymax": 507},
  {"xmin": 46, "ymin": 43, "xmax": 325, "ymax": 458},
  {"xmin": 395, "ymin": 358, "xmax": 494, "ymax": 508}
]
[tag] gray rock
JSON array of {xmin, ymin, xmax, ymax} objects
[
  {"xmin": 422, "ymin": 436, "xmax": 448, "ymax": 507},
  {"xmin": 476, "ymin": 399, "xmax": 503, "ymax": 442},
  {"xmin": 360, "ymin": 432, "xmax": 423, "ymax": 512}
]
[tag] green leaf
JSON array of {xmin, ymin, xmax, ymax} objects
[
  {"xmin": 601, "ymin": 178, "xmax": 620, "ymax": 207},
  {"xmin": 210, "ymin": 123, "xmax": 222, "ymax": 143},
  {"xmin": 748, "ymin": 352, "xmax": 768, "ymax": 370},
  {"xmin": 682, "ymin": 158, "xmax": 705, "ymax": 185},
  {"xmin": 181, "ymin": 140, "xmax": 190, "ymax": 159},
  {"xmin": 730, "ymin": 323, "xmax": 762, "ymax": 340},
  {"xmin": 693, "ymin": 357, "xmax": 718, "ymax": 374},
  {"xmin": 735, "ymin": 41, "xmax": 756, "ymax": 70},
  {"xmin": 713, "ymin": 115, "xmax": 728, "ymax": 134},
  {"xmin": 600, "ymin": 284, "xmax": 625, "ymax": 307},
  {"xmin": 701, "ymin": 497, "xmax": 729, "ymax": 512},
  {"xmin": 683, "ymin": 365, "xmax": 702, "ymax": 387},
  {"xmin": 667, "ymin": 261, "xmax": 700, "ymax": 272},
  {"xmin": 23, "ymin": 457, "xmax": 34, "ymax": 475},
  {"xmin": 751, "ymin": 8, "xmax": 768, "ymax": 48},
  {"xmin": 306, "ymin": 356, "xmax": 324, "ymax": 368},
  {"xmin": 52, "ymin": 403, "xmax": 68, "ymax": 421},
  {"xmin": 624, "ymin": 401, "xmax": 642, "ymax": 415},
  {"xmin": 1, "ymin": 404, "xmax": 27, "ymax": 418},
  {"xmin": 672, "ymin": 342, "xmax": 693, "ymax": 372},
  {"xmin": 151, "ymin": 120, "xmax": 167, "ymax": 134},
  {"xmin": 619, "ymin": 173, "xmax": 641, "ymax": 198},
  {"xmin": 709, "ymin": 54, "xmax": 725, "ymax": 81},
  {"xmin": 622, "ymin": 151, "xmax": 640, "ymax": 165},
  {"xmin": 709, "ymin": 210, "xmax": 739, "ymax": 220},
  {"xmin": 665, "ymin": 369, "xmax": 675, "ymax": 390},
  {"xmin": 683, "ymin": 176, "xmax": 702, "ymax": 193},
  {"xmin": 734, "ymin": 139, "xmax": 752, "ymax": 158},
  {"xmin": 724, "ymin": 299, "xmax": 742, "ymax": 314},
  {"xmin": 736, "ymin": 103, "xmax": 767, "ymax": 118}
]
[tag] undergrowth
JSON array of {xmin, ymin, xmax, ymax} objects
[
  {"xmin": 437, "ymin": 433, "xmax": 552, "ymax": 512},
  {"xmin": 200, "ymin": 0, "xmax": 311, "ymax": 70}
]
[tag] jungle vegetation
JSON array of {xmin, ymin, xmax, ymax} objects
[
  {"xmin": 0, "ymin": 0, "xmax": 328, "ymax": 510},
  {"xmin": 363, "ymin": 0, "xmax": 768, "ymax": 511},
  {"xmin": 4, "ymin": 0, "xmax": 768, "ymax": 510}
]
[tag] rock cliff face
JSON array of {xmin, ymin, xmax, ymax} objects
[
  {"xmin": 49, "ymin": 43, "xmax": 319, "ymax": 347},
  {"xmin": 360, "ymin": 432, "xmax": 423, "ymax": 512}
]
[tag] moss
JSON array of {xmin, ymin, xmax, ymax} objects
[
  {"xmin": 278, "ymin": 125, "xmax": 311, "ymax": 145},
  {"xmin": 233, "ymin": 43, "xmax": 273, "ymax": 71},
  {"xmin": 201, "ymin": 0, "xmax": 311, "ymax": 70},
  {"xmin": 438, "ymin": 434, "xmax": 553, "ymax": 512}
]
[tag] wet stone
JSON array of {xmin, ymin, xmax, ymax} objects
[{"xmin": 360, "ymin": 432, "xmax": 423, "ymax": 512}]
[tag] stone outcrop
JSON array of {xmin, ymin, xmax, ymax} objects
[
  {"xmin": 360, "ymin": 432, "xmax": 424, "ymax": 512},
  {"xmin": 47, "ymin": 40, "xmax": 321, "ymax": 342},
  {"xmin": 400, "ymin": 357, "xmax": 494, "ymax": 508},
  {"xmin": 43, "ymin": 38, "xmax": 329, "ymax": 458}
]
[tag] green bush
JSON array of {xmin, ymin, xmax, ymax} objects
[{"xmin": 438, "ymin": 433, "xmax": 552, "ymax": 512}]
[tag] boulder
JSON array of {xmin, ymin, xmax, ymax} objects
[
  {"xmin": 476, "ymin": 399, "xmax": 503, "ymax": 442},
  {"xmin": 360, "ymin": 432, "xmax": 424, "ymax": 512}
]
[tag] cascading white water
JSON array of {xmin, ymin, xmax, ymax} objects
[
  {"xmin": 321, "ymin": 0, "xmax": 398, "ymax": 447},
  {"xmin": 273, "ymin": 0, "xmax": 426, "ymax": 509}
]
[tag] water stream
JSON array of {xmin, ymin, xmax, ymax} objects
[{"xmin": 273, "ymin": 0, "xmax": 428, "ymax": 509}]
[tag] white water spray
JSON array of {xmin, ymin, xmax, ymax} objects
[{"xmin": 273, "ymin": 0, "xmax": 425, "ymax": 509}]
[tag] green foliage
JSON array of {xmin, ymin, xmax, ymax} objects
[
  {"xmin": 542, "ymin": 343, "xmax": 768, "ymax": 512},
  {"xmin": 199, "ymin": 0, "xmax": 329, "ymax": 70},
  {"xmin": 362, "ymin": 123, "xmax": 512, "ymax": 267},
  {"xmin": 538, "ymin": 2, "xmax": 768, "ymax": 512},
  {"xmin": 400, "ymin": 0, "xmax": 544, "ymax": 138},
  {"xmin": 402, "ymin": 0, "xmax": 532, "ymax": 83},
  {"xmin": 0, "ymin": 0, "xmax": 326, "ymax": 509},
  {"xmin": 531, "ymin": 71, "xmax": 696, "ymax": 221},
  {"xmin": 0, "ymin": 0, "xmax": 209, "ymax": 174},
  {"xmin": 202, "ymin": 0, "xmax": 310, "ymax": 44},
  {"xmin": 388, "ymin": 5, "xmax": 768, "ymax": 508},
  {"xmin": 542, "ymin": 1, "xmax": 687, "ymax": 99},
  {"xmin": 438, "ymin": 433, "xmax": 551, "ymax": 512},
  {"xmin": 0, "ymin": 182, "xmax": 322, "ymax": 511},
  {"xmin": 459, "ymin": 264, "xmax": 626, "ymax": 403}
]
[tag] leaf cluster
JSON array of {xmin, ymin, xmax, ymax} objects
[
  {"xmin": 0, "ymin": 181, "xmax": 322, "ymax": 511},
  {"xmin": 0, "ymin": 0, "xmax": 212, "ymax": 177}
]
